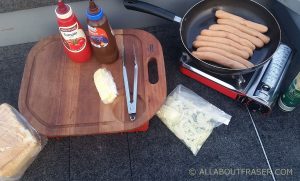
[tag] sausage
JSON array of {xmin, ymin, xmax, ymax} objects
[
  {"xmin": 196, "ymin": 35, "xmax": 253, "ymax": 56},
  {"xmin": 200, "ymin": 29, "xmax": 255, "ymax": 50},
  {"xmin": 192, "ymin": 51, "xmax": 248, "ymax": 69},
  {"xmin": 215, "ymin": 10, "xmax": 268, "ymax": 33},
  {"xmin": 209, "ymin": 24, "xmax": 264, "ymax": 48},
  {"xmin": 192, "ymin": 40, "xmax": 250, "ymax": 59},
  {"xmin": 217, "ymin": 19, "xmax": 270, "ymax": 44},
  {"xmin": 197, "ymin": 47, "xmax": 254, "ymax": 68}
]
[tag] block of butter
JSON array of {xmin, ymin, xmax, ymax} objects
[
  {"xmin": 94, "ymin": 68, "xmax": 118, "ymax": 104},
  {"xmin": 0, "ymin": 104, "xmax": 45, "ymax": 180}
]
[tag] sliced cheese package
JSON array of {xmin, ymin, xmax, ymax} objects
[
  {"xmin": 0, "ymin": 103, "xmax": 47, "ymax": 181},
  {"xmin": 157, "ymin": 85, "xmax": 231, "ymax": 156}
]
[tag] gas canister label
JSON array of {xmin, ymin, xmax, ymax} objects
[
  {"xmin": 88, "ymin": 25, "xmax": 109, "ymax": 48},
  {"xmin": 59, "ymin": 22, "xmax": 87, "ymax": 53}
]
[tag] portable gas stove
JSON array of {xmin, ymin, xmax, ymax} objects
[{"xmin": 180, "ymin": 44, "xmax": 294, "ymax": 113}]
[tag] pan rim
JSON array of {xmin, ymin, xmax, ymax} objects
[{"xmin": 179, "ymin": 0, "xmax": 282, "ymax": 72}]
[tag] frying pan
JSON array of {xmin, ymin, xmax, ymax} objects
[{"xmin": 124, "ymin": 0, "xmax": 281, "ymax": 75}]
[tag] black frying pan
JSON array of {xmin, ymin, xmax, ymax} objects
[{"xmin": 124, "ymin": 0, "xmax": 281, "ymax": 75}]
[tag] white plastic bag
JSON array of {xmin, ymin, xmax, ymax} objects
[
  {"xmin": 0, "ymin": 103, "xmax": 47, "ymax": 181},
  {"xmin": 157, "ymin": 85, "xmax": 231, "ymax": 156}
]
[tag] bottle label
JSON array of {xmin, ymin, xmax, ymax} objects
[
  {"xmin": 88, "ymin": 25, "xmax": 109, "ymax": 48},
  {"xmin": 280, "ymin": 74, "xmax": 300, "ymax": 107},
  {"xmin": 59, "ymin": 22, "xmax": 87, "ymax": 53}
]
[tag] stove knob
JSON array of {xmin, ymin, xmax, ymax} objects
[{"xmin": 262, "ymin": 84, "xmax": 270, "ymax": 91}]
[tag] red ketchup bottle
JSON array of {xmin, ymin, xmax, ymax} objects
[{"xmin": 55, "ymin": 0, "xmax": 91, "ymax": 63}]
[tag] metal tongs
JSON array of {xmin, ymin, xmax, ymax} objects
[{"xmin": 122, "ymin": 45, "xmax": 138, "ymax": 121}]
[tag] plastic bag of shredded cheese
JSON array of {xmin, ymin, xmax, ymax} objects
[{"xmin": 157, "ymin": 85, "xmax": 231, "ymax": 156}]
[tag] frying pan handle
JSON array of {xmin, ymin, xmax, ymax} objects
[{"xmin": 124, "ymin": 0, "xmax": 182, "ymax": 23}]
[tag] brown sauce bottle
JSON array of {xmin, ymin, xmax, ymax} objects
[{"xmin": 87, "ymin": 0, "xmax": 119, "ymax": 64}]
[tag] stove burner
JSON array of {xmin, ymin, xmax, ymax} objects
[{"xmin": 180, "ymin": 44, "xmax": 293, "ymax": 113}]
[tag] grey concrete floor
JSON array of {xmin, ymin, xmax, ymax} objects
[{"xmin": 0, "ymin": 25, "xmax": 299, "ymax": 181}]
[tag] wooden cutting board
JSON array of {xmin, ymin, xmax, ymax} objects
[{"xmin": 18, "ymin": 29, "xmax": 166, "ymax": 137}]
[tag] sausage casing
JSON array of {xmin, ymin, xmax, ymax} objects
[
  {"xmin": 197, "ymin": 47, "xmax": 254, "ymax": 68},
  {"xmin": 215, "ymin": 10, "xmax": 268, "ymax": 33},
  {"xmin": 200, "ymin": 29, "xmax": 256, "ymax": 50},
  {"xmin": 196, "ymin": 35, "xmax": 253, "ymax": 56},
  {"xmin": 192, "ymin": 51, "xmax": 248, "ymax": 69},
  {"xmin": 217, "ymin": 19, "xmax": 270, "ymax": 44},
  {"xmin": 209, "ymin": 24, "xmax": 264, "ymax": 48},
  {"xmin": 193, "ymin": 40, "xmax": 250, "ymax": 59}
]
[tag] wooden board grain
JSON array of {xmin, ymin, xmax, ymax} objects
[{"xmin": 18, "ymin": 29, "xmax": 166, "ymax": 137}]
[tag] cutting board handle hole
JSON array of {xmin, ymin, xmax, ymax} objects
[{"xmin": 148, "ymin": 58, "xmax": 159, "ymax": 84}]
